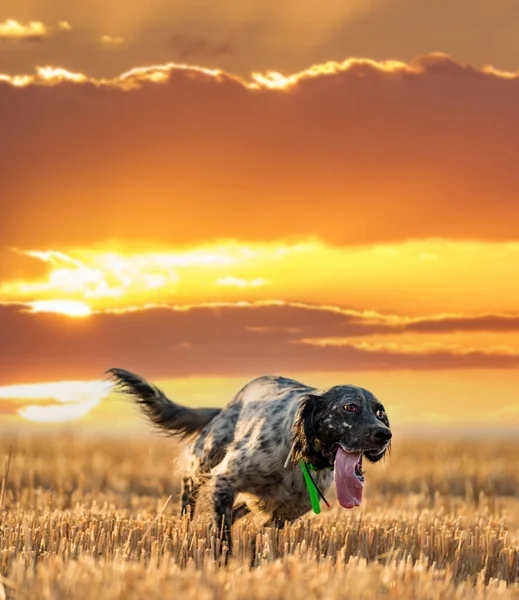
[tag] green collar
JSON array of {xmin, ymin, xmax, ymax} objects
[{"xmin": 300, "ymin": 460, "xmax": 331, "ymax": 514}]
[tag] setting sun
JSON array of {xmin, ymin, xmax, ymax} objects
[{"xmin": 28, "ymin": 300, "xmax": 92, "ymax": 317}]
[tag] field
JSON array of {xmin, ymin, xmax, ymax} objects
[{"xmin": 0, "ymin": 434, "xmax": 518, "ymax": 599}]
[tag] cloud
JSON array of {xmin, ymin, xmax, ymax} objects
[
  {"xmin": 168, "ymin": 33, "xmax": 235, "ymax": 61},
  {"xmin": 2, "ymin": 302, "xmax": 519, "ymax": 385},
  {"xmin": 0, "ymin": 19, "xmax": 48, "ymax": 41},
  {"xmin": 1, "ymin": 55, "xmax": 519, "ymax": 248},
  {"xmin": 404, "ymin": 314, "xmax": 519, "ymax": 334},
  {"xmin": 1, "ymin": 240, "xmax": 518, "ymax": 317},
  {"xmin": 0, "ymin": 19, "xmax": 72, "ymax": 42},
  {"xmin": 100, "ymin": 35, "xmax": 124, "ymax": 45},
  {"xmin": 215, "ymin": 277, "xmax": 267, "ymax": 288},
  {"xmin": 0, "ymin": 380, "xmax": 111, "ymax": 422}
]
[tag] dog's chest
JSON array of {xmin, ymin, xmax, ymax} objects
[{"xmin": 243, "ymin": 468, "xmax": 334, "ymax": 520}]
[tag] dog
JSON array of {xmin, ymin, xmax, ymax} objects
[{"xmin": 107, "ymin": 369, "xmax": 391, "ymax": 554}]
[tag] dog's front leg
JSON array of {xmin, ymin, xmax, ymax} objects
[{"xmin": 212, "ymin": 474, "xmax": 235, "ymax": 559}]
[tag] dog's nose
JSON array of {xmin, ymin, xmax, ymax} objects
[{"xmin": 372, "ymin": 427, "xmax": 392, "ymax": 444}]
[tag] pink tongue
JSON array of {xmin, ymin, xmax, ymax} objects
[{"xmin": 334, "ymin": 448, "xmax": 364, "ymax": 509}]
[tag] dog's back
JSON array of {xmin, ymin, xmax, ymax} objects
[{"xmin": 191, "ymin": 375, "xmax": 315, "ymax": 473}]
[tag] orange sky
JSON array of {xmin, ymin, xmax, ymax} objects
[{"xmin": 1, "ymin": 4, "xmax": 519, "ymax": 431}]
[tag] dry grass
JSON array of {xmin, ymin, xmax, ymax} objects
[{"xmin": 0, "ymin": 434, "xmax": 518, "ymax": 599}]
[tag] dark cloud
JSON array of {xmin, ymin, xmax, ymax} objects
[
  {"xmin": 168, "ymin": 33, "xmax": 235, "ymax": 61},
  {"xmin": 2, "ymin": 303, "xmax": 519, "ymax": 385},
  {"xmin": 0, "ymin": 249, "xmax": 50, "ymax": 282},
  {"xmin": 406, "ymin": 315, "xmax": 519, "ymax": 334},
  {"xmin": 1, "ymin": 55, "xmax": 519, "ymax": 249}
]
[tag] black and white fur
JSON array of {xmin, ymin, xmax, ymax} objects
[{"xmin": 107, "ymin": 369, "xmax": 392, "ymax": 554}]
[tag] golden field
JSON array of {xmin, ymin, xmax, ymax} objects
[{"xmin": 0, "ymin": 434, "xmax": 518, "ymax": 599}]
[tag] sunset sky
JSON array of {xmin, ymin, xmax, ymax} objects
[{"xmin": 1, "ymin": 1, "xmax": 519, "ymax": 433}]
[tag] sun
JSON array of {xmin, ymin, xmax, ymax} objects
[{"xmin": 28, "ymin": 300, "xmax": 92, "ymax": 317}]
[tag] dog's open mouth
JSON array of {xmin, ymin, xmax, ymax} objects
[{"xmin": 333, "ymin": 447, "xmax": 365, "ymax": 509}]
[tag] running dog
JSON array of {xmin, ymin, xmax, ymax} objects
[{"xmin": 107, "ymin": 369, "xmax": 392, "ymax": 554}]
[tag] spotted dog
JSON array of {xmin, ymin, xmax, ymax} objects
[{"xmin": 107, "ymin": 369, "xmax": 392, "ymax": 554}]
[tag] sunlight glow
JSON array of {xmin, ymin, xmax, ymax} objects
[
  {"xmin": 3, "ymin": 240, "xmax": 519, "ymax": 315},
  {"xmin": 250, "ymin": 58, "xmax": 410, "ymax": 89},
  {"xmin": 2, "ymin": 55, "xmax": 519, "ymax": 91},
  {"xmin": 0, "ymin": 380, "xmax": 111, "ymax": 423},
  {"xmin": 0, "ymin": 74, "xmax": 33, "ymax": 87},
  {"xmin": 0, "ymin": 19, "xmax": 48, "ymax": 40},
  {"xmin": 216, "ymin": 277, "xmax": 268, "ymax": 288},
  {"xmin": 28, "ymin": 300, "xmax": 92, "ymax": 317},
  {"xmin": 37, "ymin": 67, "xmax": 87, "ymax": 84},
  {"xmin": 1, "ymin": 243, "xmax": 309, "ymax": 309}
]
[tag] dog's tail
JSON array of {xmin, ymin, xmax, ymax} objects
[{"xmin": 106, "ymin": 368, "xmax": 221, "ymax": 439}]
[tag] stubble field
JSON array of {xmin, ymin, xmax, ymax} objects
[{"xmin": 0, "ymin": 434, "xmax": 518, "ymax": 599}]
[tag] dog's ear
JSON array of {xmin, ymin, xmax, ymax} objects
[{"xmin": 292, "ymin": 394, "xmax": 324, "ymax": 462}]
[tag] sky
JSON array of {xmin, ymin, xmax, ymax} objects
[{"xmin": 1, "ymin": 1, "xmax": 519, "ymax": 432}]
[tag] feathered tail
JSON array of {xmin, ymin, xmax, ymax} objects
[{"xmin": 107, "ymin": 368, "xmax": 221, "ymax": 438}]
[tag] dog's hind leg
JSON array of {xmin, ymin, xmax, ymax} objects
[
  {"xmin": 212, "ymin": 474, "xmax": 236, "ymax": 558},
  {"xmin": 181, "ymin": 476, "xmax": 201, "ymax": 519}
]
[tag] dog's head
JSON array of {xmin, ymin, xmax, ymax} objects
[{"xmin": 293, "ymin": 384, "xmax": 391, "ymax": 469}]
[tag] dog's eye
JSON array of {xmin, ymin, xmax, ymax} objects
[
  {"xmin": 344, "ymin": 404, "xmax": 358, "ymax": 412},
  {"xmin": 376, "ymin": 408, "xmax": 385, "ymax": 418}
]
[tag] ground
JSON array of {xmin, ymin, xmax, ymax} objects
[{"xmin": 0, "ymin": 434, "xmax": 518, "ymax": 599}]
